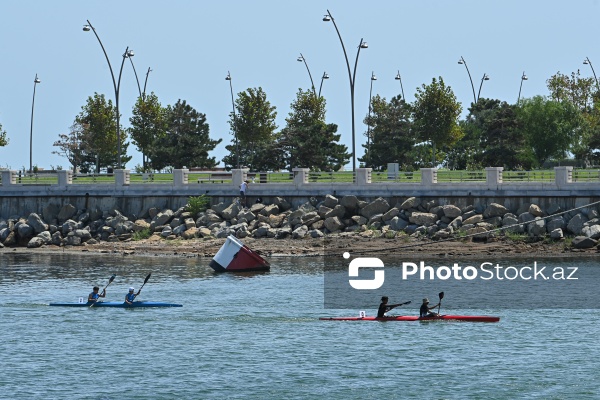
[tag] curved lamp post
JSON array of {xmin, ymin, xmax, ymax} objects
[
  {"xmin": 318, "ymin": 72, "xmax": 329, "ymax": 98},
  {"xmin": 226, "ymin": 71, "xmax": 239, "ymax": 169},
  {"xmin": 323, "ymin": 9, "xmax": 368, "ymax": 173},
  {"xmin": 517, "ymin": 71, "xmax": 528, "ymax": 104},
  {"xmin": 458, "ymin": 56, "xmax": 477, "ymax": 104},
  {"xmin": 297, "ymin": 53, "xmax": 317, "ymax": 97},
  {"xmin": 83, "ymin": 20, "xmax": 131, "ymax": 169},
  {"xmin": 297, "ymin": 54, "xmax": 329, "ymax": 98},
  {"xmin": 29, "ymin": 74, "xmax": 41, "ymax": 174},
  {"xmin": 394, "ymin": 70, "xmax": 405, "ymax": 100},
  {"xmin": 477, "ymin": 73, "xmax": 490, "ymax": 102},
  {"xmin": 124, "ymin": 51, "xmax": 152, "ymax": 100},
  {"xmin": 366, "ymin": 72, "xmax": 377, "ymax": 167},
  {"xmin": 583, "ymin": 57, "xmax": 600, "ymax": 91}
]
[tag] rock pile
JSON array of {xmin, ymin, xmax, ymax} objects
[{"xmin": 1, "ymin": 195, "xmax": 599, "ymax": 250}]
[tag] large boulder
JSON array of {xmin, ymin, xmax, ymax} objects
[
  {"xmin": 582, "ymin": 224, "xmax": 600, "ymax": 239},
  {"xmin": 325, "ymin": 205, "xmax": 346, "ymax": 219},
  {"xmin": 382, "ymin": 208, "xmax": 400, "ymax": 222},
  {"xmin": 27, "ymin": 213, "xmax": 48, "ymax": 234},
  {"xmin": 324, "ymin": 217, "xmax": 345, "ymax": 232},
  {"xmin": 17, "ymin": 223, "xmax": 34, "ymax": 239},
  {"xmin": 389, "ymin": 216, "xmax": 409, "ymax": 231},
  {"xmin": 399, "ymin": 197, "xmax": 418, "ymax": 210},
  {"xmin": 154, "ymin": 209, "xmax": 174, "ymax": 226},
  {"xmin": 572, "ymin": 236, "xmax": 597, "ymax": 249},
  {"xmin": 527, "ymin": 218, "xmax": 546, "ymax": 237},
  {"xmin": 442, "ymin": 205, "xmax": 462, "ymax": 219},
  {"xmin": 301, "ymin": 211, "xmax": 321, "ymax": 226},
  {"xmin": 529, "ymin": 204, "xmax": 544, "ymax": 217},
  {"xmin": 273, "ymin": 197, "xmax": 292, "ymax": 211},
  {"xmin": 322, "ymin": 194, "xmax": 339, "ymax": 209},
  {"xmin": 360, "ymin": 197, "xmax": 390, "ymax": 219},
  {"xmin": 260, "ymin": 204, "xmax": 280, "ymax": 216},
  {"xmin": 221, "ymin": 203, "xmax": 242, "ymax": 220},
  {"xmin": 42, "ymin": 204, "xmax": 60, "ymax": 223},
  {"xmin": 567, "ymin": 214, "xmax": 588, "ymax": 235},
  {"xmin": 27, "ymin": 237, "xmax": 45, "ymax": 248},
  {"xmin": 237, "ymin": 209, "xmax": 256, "ymax": 223},
  {"xmin": 550, "ymin": 228, "xmax": 564, "ymax": 239},
  {"xmin": 292, "ymin": 225, "xmax": 309, "ymax": 239},
  {"xmin": 546, "ymin": 217, "xmax": 566, "ymax": 233},
  {"xmin": 340, "ymin": 195, "xmax": 359, "ymax": 212},
  {"xmin": 57, "ymin": 204, "xmax": 77, "ymax": 223},
  {"xmin": 463, "ymin": 214, "xmax": 484, "ymax": 225},
  {"xmin": 408, "ymin": 212, "xmax": 438, "ymax": 226},
  {"xmin": 483, "ymin": 203, "xmax": 509, "ymax": 218}
]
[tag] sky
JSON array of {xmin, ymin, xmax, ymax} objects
[{"xmin": 1, "ymin": 0, "xmax": 600, "ymax": 172}]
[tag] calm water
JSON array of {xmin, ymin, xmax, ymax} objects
[{"xmin": 1, "ymin": 252, "xmax": 599, "ymax": 399}]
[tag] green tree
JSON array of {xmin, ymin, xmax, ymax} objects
[
  {"xmin": 546, "ymin": 70, "xmax": 596, "ymax": 111},
  {"xmin": 279, "ymin": 89, "xmax": 350, "ymax": 171},
  {"xmin": 52, "ymin": 122, "xmax": 93, "ymax": 172},
  {"xmin": 517, "ymin": 96, "xmax": 582, "ymax": 166},
  {"xmin": 412, "ymin": 77, "xmax": 463, "ymax": 166},
  {"xmin": 359, "ymin": 95, "xmax": 414, "ymax": 171},
  {"xmin": 151, "ymin": 99, "xmax": 221, "ymax": 170},
  {"xmin": 444, "ymin": 119, "xmax": 483, "ymax": 170},
  {"xmin": 222, "ymin": 87, "xmax": 279, "ymax": 171},
  {"xmin": 128, "ymin": 92, "xmax": 168, "ymax": 171},
  {"xmin": 0, "ymin": 122, "xmax": 7, "ymax": 147},
  {"xmin": 74, "ymin": 93, "xmax": 131, "ymax": 171}
]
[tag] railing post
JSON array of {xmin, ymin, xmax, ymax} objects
[
  {"xmin": 355, "ymin": 168, "xmax": 372, "ymax": 185},
  {"xmin": 114, "ymin": 169, "xmax": 130, "ymax": 186},
  {"xmin": 0, "ymin": 170, "xmax": 16, "ymax": 186},
  {"xmin": 292, "ymin": 168, "xmax": 309, "ymax": 186},
  {"xmin": 173, "ymin": 169, "xmax": 189, "ymax": 187},
  {"xmin": 57, "ymin": 170, "xmax": 73, "ymax": 188},
  {"xmin": 485, "ymin": 167, "xmax": 503, "ymax": 187},
  {"xmin": 232, "ymin": 168, "xmax": 249, "ymax": 188},
  {"xmin": 554, "ymin": 166, "xmax": 573, "ymax": 187},
  {"xmin": 420, "ymin": 168, "xmax": 438, "ymax": 187}
]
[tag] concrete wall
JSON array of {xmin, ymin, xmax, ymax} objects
[{"xmin": 1, "ymin": 167, "xmax": 599, "ymax": 218}]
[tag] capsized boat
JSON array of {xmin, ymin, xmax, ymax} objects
[
  {"xmin": 209, "ymin": 235, "xmax": 270, "ymax": 272},
  {"xmin": 49, "ymin": 301, "xmax": 182, "ymax": 308},
  {"xmin": 320, "ymin": 315, "xmax": 500, "ymax": 323}
]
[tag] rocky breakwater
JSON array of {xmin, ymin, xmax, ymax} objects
[{"xmin": 1, "ymin": 195, "xmax": 600, "ymax": 251}]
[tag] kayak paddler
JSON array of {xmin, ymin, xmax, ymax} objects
[
  {"xmin": 419, "ymin": 298, "xmax": 440, "ymax": 318},
  {"xmin": 377, "ymin": 296, "xmax": 407, "ymax": 318},
  {"xmin": 125, "ymin": 287, "xmax": 141, "ymax": 305},
  {"xmin": 87, "ymin": 286, "xmax": 106, "ymax": 304}
]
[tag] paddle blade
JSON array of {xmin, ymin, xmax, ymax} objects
[
  {"xmin": 439, "ymin": 292, "xmax": 444, "ymax": 300},
  {"xmin": 108, "ymin": 275, "xmax": 116, "ymax": 283},
  {"xmin": 144, "ymin": 273, "xmax": 152, "ymax": 284}
]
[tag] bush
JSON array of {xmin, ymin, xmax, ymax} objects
[
  {"xmin": 185, "ymin": 195, "xmax": 210, "ymax": 216},
  {"xmin": 132, "ymin": 228, "xmax": 152, "ymax": 241}
]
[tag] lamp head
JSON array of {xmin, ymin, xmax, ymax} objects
[
  {"xmin": 34, "ymin": 77, "xmax": 41, "ymax": 84},
  {"xmin": 360, "ymin": 42, "xmax": 368, "ymax": 49},
  {"xmin": 83, "ymin": 24, "xmax": 91, "ymax": 32},
  {"xmin": 483, "ymin": 74, "xmax": 490, "ymax": 81},
  {"xmin": 322, "ymin": 72, "xmax": 329, "ymax": 79},
  {"xmin": 584, "ymin": 58, "xmax": 590, "ymax": 65},
  {"xmin": 371, "ymin": 72, "xmax": 377, "ymax": 81},
  {"xmin": 395, "ymin": 72, "xmax": 401, "ymax": 80},
  {"xmin": 323, "ymin": 14, "xmax": 331, "ymax": 22},
  {"xmin": 225, "ymin": 72, "xmax": 231, "ymax": 81},
  {"xmin": 297, "ymin": 56, "xmax": 303, "ymax": 62}
]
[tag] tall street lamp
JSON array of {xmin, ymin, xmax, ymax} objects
[
  {"xmin": 297, "ymin": 54, "xmax": 329, "ymax": 97},
  {"xmin": 458, "ymin": 56, "xmax": 476, "ymax": 104},
  {"xmin": 226, "ymin": 71, "xmax": 239, "ymax": 169},
  {"xmin": 477, "ymin": 73, "xmax": 490, "ymax": 102},
  {"xmin": 394, "ymin": 70, "xmax": 405, "ymax": 100},
  {"xmin": 83, "ymin": 20, "xmax": 131, "ymax": 169},
  {"xmin": 366, "ymin": 71, "xmax": 377, "ymax": 167},
  {"xmin": 323, "ymin": 9, "xmax": 368, "ymax": 173},
  {"xmin": 583, "ymin": 57, "xmax": 600, "ymax": 91},
  {"xmin": 29, "ymin": 74, "xmax": 41, "ymax": 174},
  {"xmin": 517, "ymin": 71, "xmax": 528, "ymax": 104},
  {"xmin": 318, "ymin": 72, "xmax": 329, "ymax": 98},
  {"xmin": 124, "ymin": 51, "xmax": 152, "ymax": 100},
  {"xmin": 297, "ymin": 53, "xmax": 316, "ymax": 97}
]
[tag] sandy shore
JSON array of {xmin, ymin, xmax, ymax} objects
[{"xmin": 4, "ymin": 234, "xmax": 598, "ymax": 260}]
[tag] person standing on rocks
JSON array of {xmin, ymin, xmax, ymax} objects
[{"xmin": 239, "ymin": 180, "xmax": 249, "ymax": 208}]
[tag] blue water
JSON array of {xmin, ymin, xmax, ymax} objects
[{"xmin": 1, "ymin": 252, "xmax": 599, "ymax": 399}]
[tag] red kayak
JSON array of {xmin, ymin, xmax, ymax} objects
[{"xmin": 319, "ymin": 315, "xmax": 500, "ymax": 323}]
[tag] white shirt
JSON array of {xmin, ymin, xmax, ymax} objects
[{"xmin": 240, "ymin": 182, "xmax": 248, "ymax": 193}]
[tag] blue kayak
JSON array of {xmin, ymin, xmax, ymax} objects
[{"xmin": 49, "ymin": 301, "xmax": 182, "ymax": 308}]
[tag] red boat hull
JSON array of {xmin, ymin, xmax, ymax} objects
[{"xmin": 319, "ymin": 315, "xmax": 500, "ymax": 323}]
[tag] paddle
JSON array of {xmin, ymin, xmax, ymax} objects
[
  {"xmin": 90, "ymin": 275, "xmax": 116, "ymax": 308},
  {"xmin": 438, "ymin": 291, "xmax": 444, "ymax": 315},
  {"xmin": 387, "ymin": 301, "xmax": 411, "ymax": 315},
  {"xmin": 135, "ymin": 273, "xmax": 152, "ymax": 300}
]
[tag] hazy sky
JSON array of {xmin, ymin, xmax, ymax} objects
[{"xmin": 1, "ymin": 0, "xmax": 599, "ymax": 171}]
